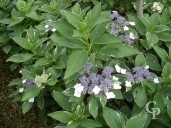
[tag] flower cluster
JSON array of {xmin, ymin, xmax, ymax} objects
[
  {"xmin": 109, "ymin": 11, "xmax": 136, "ymax": 45},
  {"xmin": 126, "ymin": 66, "xmax": 152, "ymax": 84},
  {"xmin": 127, "ymin": 65, "xmax": 160, "ymax": 83},
  {"xmin": 18, "ymin": 72, "xmax": 49, "ymax": 103},
  {"xmin": 151, "ymin": 2, "xmax": 164, "ymax": 13},
  {"xmin": 73, "ymin": 63, "xmax": 127, "ymax": 99},
  {"xmin": 45, "ymin": 20, "xmax": 57, "ymax": 32},
  {"xmin": 35, "ymin": 73, "xmax": 49, "ymax": 88},
  {"xmin": 18, "ymin": 78, "xmax": 35, "ymax": 103}
]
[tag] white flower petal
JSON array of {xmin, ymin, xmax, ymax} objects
[
  {"xmin": 153, "ymin": 78, "xmax": 159, "ymax": 84},
  {"xmin": 121, "ymin": 68, "xmax": 126, "ymax": 74},
  {"xmin": 113, "ymin": 76, "xmax": 119, "ymax": 81},
  {"xmin": 19, "ymin": 88, "xmax": 24, "ymax": 93},
  {"xmin": 144, "ymin": 65, "xmax": 149, "ymax": 69},
  {"xmin": 74, "ymin": 83, "xmax": 84, "ymax": 92},
  {"xmin": 45, "ymin": 25, "xmax": 49, "ymax": 29},
  {"xmin": 93, "ymin": 86, "xmax": 101, "ymax": 95},
  {"xmin": 105, "ymin": 92, "xmax": 115, "ymax": 99},
  {"xmin": 74, "ymin": 91, "xmax": 82, "ymax": 97},
  {"xmin": 129, "ymin": 32, "xmax": 135, "ymax": 39},
  {"xmin": 123, "ymin": 26, "xmax": 129, "ymax": 31},
  {"xmin": 22, "ymin": 79, "xmax": 27, "ymax": 83},
  {"xmin": 51, "ymin": 28, "xmax": 57, "ymax": 32},
  {"xmin": 115, "ymin": 64, "xmax": 121, "ymax": 73},
  {"xmin": 113, "ymin": 82, "xmax": 122, "ymax": 89},
  {"xmin": 29, "ymin": 97, "xmax": 34, "ymax": 103},
  {"xmin": 129, "ymin": 22, "xmax": 135, "ymax": 26},
  {"xmin": 125, "ymin": 81, "xmax": 132, "ymax": 87}
]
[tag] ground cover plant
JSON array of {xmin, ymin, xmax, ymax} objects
[{"xmin": 1, "ymin": 0, "xmax": 171, "ymax": 128}]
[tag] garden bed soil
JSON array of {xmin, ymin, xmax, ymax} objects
[{"xmin": 0, "ymin": 48, "xmax": 43, "ymax": 128}]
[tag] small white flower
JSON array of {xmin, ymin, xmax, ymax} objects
[
  {"xmin": 153, "ymin": 77, "xmax": 160, "ymax": 84},
  {"xmin": 74, "ymin": 83, "xmax": 84, "ymax": 91},
  {"xmin": 74, "ymin": 83, "xmax": 84, "ymax": 97},
  {"xmin": 113, "ymin": 82, "xmax": 122, "ymax": 89},
  {"xmin": 29, "ymin": 97, "xmax": 34, "ymax": 103},
  {"xmin": 120, "ymin": 68, "xmax": 127, "ymax": 74},
  {"xmin": 115, "ymin": 64, "xmax": 121, "ymax": 73},
  {"xmin": 152, "ymin": 2, "xmax": 163, "ymax": 13},
  {"xmin": 74, "ymin": 91, "xmax": 82, "ymax": 97},
  {"xmin": 115, "ymin": 65, "xmax": 126, "ymax": 74},
  {"xmin": 105, "ymin": 92, "xmax": 115, "ymax": 99},
  {"xmin": 51, "ymin": 28, "xmax": 57, "ymax": 32},
  {"xmin": 45, "ymin": 24, "xmax": 49, "ymax": 29},
  {"xmin": 92, "ymin": 86, "xmax": 101, "ymax": 95},
  {"xmin": 112, "ymin": 10, "xmax": 118, "ymax": 13},
  {"xmin": 144, "ymin": 65, "xmax": 149, "ymax": 69},
  {"xmin": 129, "ymin": 32, "xmax": 135, "ymax": 39},
  {"xmin": 19, "ymin": 70, "xmax": 22, "ymax": 73},
  {"xmin": 125, "ymin": 81, "xmax": 132, "ymax": 87},
  {"xmin": 113, "ymin": 76, "xmax": 119, "ymax": 81},
  {"xmin": 48, "ymin": 19, "xmax": 52, "ymax": 22},
  {"xmin": 123, "ymin": 26, "xmax": 129, "ymax": 31},
  {"xmin": 129, "ymin": 22, "xmax": 135, "ymax": 26},
  {"xmin": 19, "ymin": 88, "xmax": 24, "ymax": 93},
  {"xmin": 22, "ymin": 79, "xmax": 27, "ymax": 83}
]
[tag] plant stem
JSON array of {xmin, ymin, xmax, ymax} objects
[{"xmin": 136, "ymin": 0, "xmax": 143, "ymax": 17}]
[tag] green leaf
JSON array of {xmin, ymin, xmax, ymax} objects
[
  {"xmin": 22, "ymin": 101, "xmax": 33, "ymax": 114},
  {"xmin": 146, "ymin": 32, "xmax": 158, "ymax": 46},
  {"xmin": 99, "ymin": 42, "xmax": 139, "ymax": 58},
  {"xmin": 113, "ymin": 90, "xmax": 123, "ymax": 99},
  {"xmin": 80, "ymin": 119, "xmax": 102, "ymax": 128},
  {"xmin": 6, "ymin": 53, "xmax": 33, "ymax": 63},
  {"xmin": 135, "ymin": 53, "xmax": 146, "ymax": 67},
  {"xmin": 153, "ymin": 46, "xmax": 169, "ymax": 62},
  {"xmin": 64, "ymin": 50, "xmax": 88, "ymax": 79},
  {"xmin": 89, "ymin": 96, "xmax": 98, "ymax": 118},
  {"xmin": 51, "ymin": 21, "xmax": 74, "ymax": 36},
  {"xmin": 37, "ymin": 96, "xmax": 44, "ymax": 110},
  {"xmin": 145, "ymin": 53, "xmax": 162, "ymax": 71},
  {"xmin": 51, "ymin": 34, "xmax": 85, "ymax": 49},
  {"xmin": 8, "ymin": 78, "xmax": 21, "ymax": 86},
  {"xmin": 3, "ymin": 45, "xmax": 11, "ymax": 54},
  {"xmin": 100, "ymin": 94, "xmax": 107, "ymax": 106},
  {"xmin": 133, "ymin": 86, "xmax": 147, "ymax": 108},
  {"xmin": 153, "ymin": 93, "xmax": 166, "ymax": 111},
  {"xmin": 12, "ymin": 37, "xmax": 29, "ymax": 50},
  {"xmin": 103, "ymin": 107, "xmax": 125, "ymax": 128},
  {"xmin": 22, "ymin": 87, "xmax": 41, "ymax": 101},
  {"xmin": 21, "ymin": 69, "xmax": 35, "ymax": 81},
  {"xmin": 157, "ymin": 33, "xmax": 171, "ymax": 42},
  {"xmin": 90, "ymin": 22, "xmax": 107, "ymax": 41},
  {"xmin": 53, "ymin": 90, "xmax": 71, "ymax": 111},
  {"xmin": 167, "ymin": 100, "xmax": 171, "ymax": 119},
  {"xmin": 34, "ymin": 58, "xmax": 50, "ymax": 67},
  {"xmin": 72, "ymin": 3, "xmax": 81, "ymax": 14},
  {"xmin": 125, "ymin": 114, "xmax": 148, "ymax": 128},
  {"xmin": 86, "ymin": 3, "xmax": 101, "ymax": 28},
  {"xmin": 26, "ymin": 11, "xmax": 40, "ymax": 20},
  {"xmin": 60, "ymin": 10, "xmax": 82, "ymax": 28},
  {"xmin": 66, "ymin": 121, "xmax": 78, "ymax": 128},
  {"xmin": 48, "ymin": 111, "xmax": 72, "ymax": 123},
  {"xmin": 162, "ymin": 62, "xmax": 171, "ymax": 79},
  {"xmin": 93, "ymin": 34, "xmax": 122, "ymax": 44}
]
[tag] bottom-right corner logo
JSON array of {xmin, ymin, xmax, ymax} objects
[{"xmin": 145, "ymin": 101, "xmax": 160, "ymax": 119}]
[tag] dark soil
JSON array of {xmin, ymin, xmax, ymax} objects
[{"xmin": 0, "ymin": 49, "xmax": 43, "ymax": 128}]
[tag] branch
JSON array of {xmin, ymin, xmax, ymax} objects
[{"xmin": 136, "ymin": 0, "xmax": 143, "ymax": 17}]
